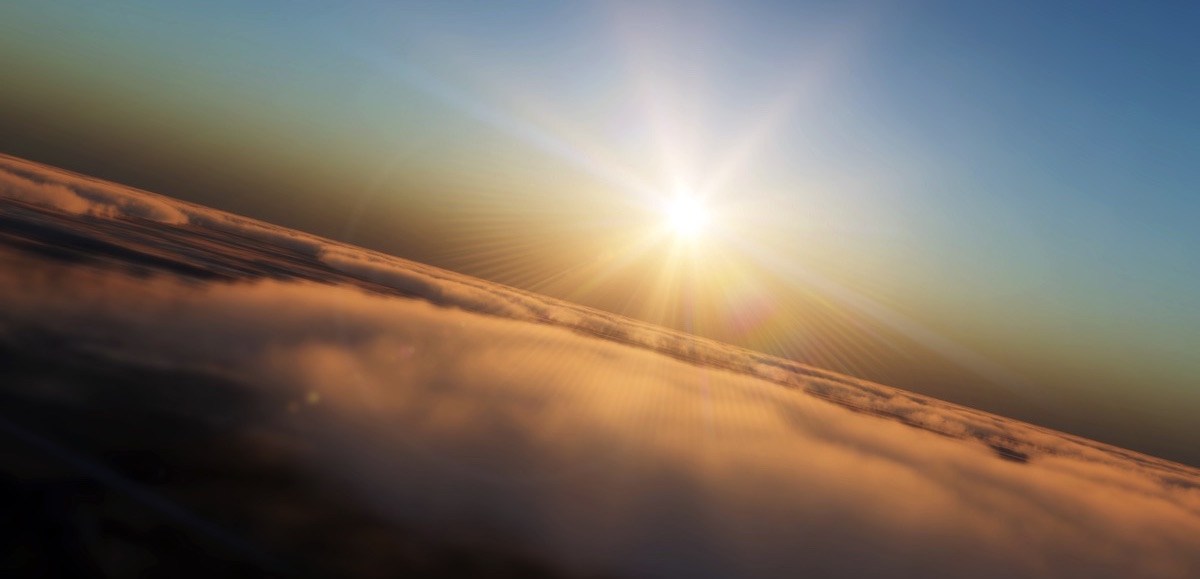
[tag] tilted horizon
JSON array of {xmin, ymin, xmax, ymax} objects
[
  {"xmin": 2, "ymin": 2, "xmax": 1198, "ymax": 576},
  {"xmin": 1, "ymin": 153, "xmax": 1198, "ymax": 578}
]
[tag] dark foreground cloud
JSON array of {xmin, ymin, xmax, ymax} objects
[
  {"xmin": 2, "ymin": 254, "xmax": 1199, "ymax": 578},
  {"xmin": 1, "ymin": 154, "xmax": 1200, "ymax": 578}
]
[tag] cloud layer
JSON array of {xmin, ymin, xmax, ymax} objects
[{"xmin": 2, "ymin": 154, "xmax": 1200, "ymax": 578}]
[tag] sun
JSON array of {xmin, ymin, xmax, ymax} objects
[{"xmin": 665, "ymin": 195, "xmax": 710, "ymax": 238}]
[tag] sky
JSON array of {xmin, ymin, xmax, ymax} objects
[{"xmin": 1, "ymin": 1, "xmax": 1198, "ymax": 461}]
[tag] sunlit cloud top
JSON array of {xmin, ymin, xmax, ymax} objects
[{"xmin": 0, "ymin": 0, "xmax": 1198, "ymax": 466}]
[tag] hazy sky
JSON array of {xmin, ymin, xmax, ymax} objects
[{"xmin": 1, "ymin": 1, "xmax": 1197, "ymax": 459}]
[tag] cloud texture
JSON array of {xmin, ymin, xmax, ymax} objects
[{"xmin": 2, "ymin": 154, "xmax": 1200, "ymax": 578}]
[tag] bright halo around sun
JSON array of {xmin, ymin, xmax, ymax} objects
[{"xmin": 665, "ymin": 195, "xmax": 710, "ymax": 238}]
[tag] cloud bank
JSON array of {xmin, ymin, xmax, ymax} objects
[
  {"xmin": 2, "ymin": 153, "xmax": 1200, "ymax": 577},
  {"xmin": 2, "ymin": 153, "xmax": 1193, "ymax": 479},
  {"xmin": 2, "ymin": 253, "xmax": 1199, "ymax": 578}
]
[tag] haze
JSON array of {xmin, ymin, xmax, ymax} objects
[{"xmin": 1, "ymin": 1, "xmax": 1197, "ymax": 467}]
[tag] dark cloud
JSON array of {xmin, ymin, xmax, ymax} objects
[
  {"xmin": 3, "ymin": 255, "xmax": 1200, "ymax": 578},
  {"xmin": 0, "ymin": 157, "xmax": 189, "ymax": 225},
  {"xmin": 2, "ymin": 154, "xmax": 1199, "ymax": 578}
]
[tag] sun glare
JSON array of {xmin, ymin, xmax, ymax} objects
[{"xmin": 666, "ymin": 195, "xmax": 709, "ymax": 238}]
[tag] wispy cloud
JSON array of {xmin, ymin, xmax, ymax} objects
[{"xmin": 0, "ymin": 159, "xmax": 188, "ymax": 224}]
